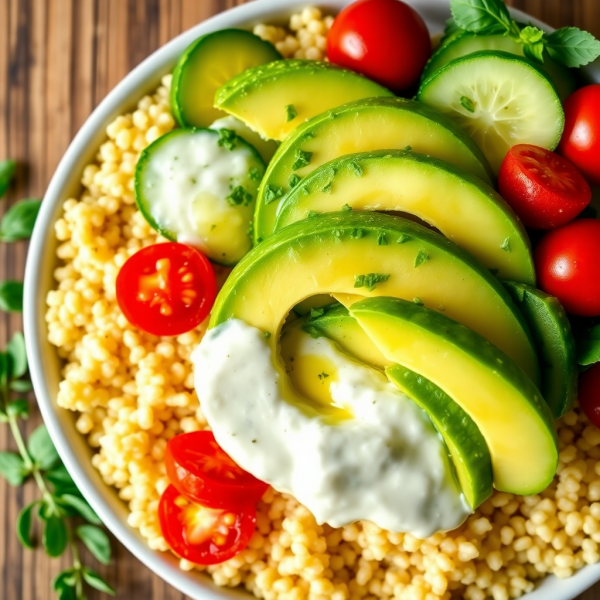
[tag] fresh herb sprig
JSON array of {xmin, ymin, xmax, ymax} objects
[
  {"xmin": 449, "ymin": 0, "xmax": 600, "ymax": 67},
  {"xmin": 0, "ymin": 162, "xmax": 114, "ymax": 599}
]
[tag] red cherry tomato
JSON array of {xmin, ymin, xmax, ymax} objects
[
  {"xmin": 327, "ymin": 0, "xmax": 431, "ymax": 93},
  {"xmin": 535, "ymin": 219, "xmax": 600, "ymax": 317},
  {"xmin": 165, "ymin": 431, "xmax": 269, "ymax": 510},
  {"xmin": 579, "ymin": 363, "xmax": 600, "ymax": 429},
  {"xmin": 498, "ymin": 144, "xmax": 591, "ymax": 229},
  {"xmin": 116, "ymin": 242, "xmax": 216, "ymax": 336},
  {"xmin": 159, "ymin": 485, "xmax": 255, "ymax": 565},
  {"xmin": 558, "ymin": 85, "xmax": 600, "ymax": 186}
]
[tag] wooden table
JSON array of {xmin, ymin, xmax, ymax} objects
[{"xmin": 1, "ymin": 0, "xmax": 599, "ymax": 598}]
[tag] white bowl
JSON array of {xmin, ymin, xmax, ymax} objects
[{"xmin": 23, "ymin": 1, "xmax": 600, "ymax": 599}]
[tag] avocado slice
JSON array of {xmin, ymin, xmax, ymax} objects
[
  {"xmin": 504, "ymin": 281, "xmax": 577, "ymax": 419},
  {"xmin": 293, "ymin": 295, "xmax": 336, "ymax": 317},
  {"xmin": 214, "ymin": 59, "xmax": 393, "ymax": 142},
  {"xmin": 386, "ymin": 365, "xmax": 493, "ymax": 509},
  {"xmin": 209, "ymin": 212, "xmax": 540, "ymax": 385},
  {"xmin": 275, "ymin": 150, "xmax": 534, "ymax": 285},
  {"xmin": 350, "ymin": 297, "xmax": 558, "ymax": 495},
  {"xmin": 254, "ymin": 97, "xmax": 493, "ymax": 244}
]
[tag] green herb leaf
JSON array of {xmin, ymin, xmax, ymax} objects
[
  {"xmin": 441, "ymin": 17, "xmax": 463, "ymax": 44},
  {"xmin": 414, "ymin": 250, "xmax": 430, "ymax": 267},
  {"xmin": 82, "ymin": 568, "xmax": 116, "ymax": 595},
  {"xmin": 217, "ymin": 128, "xmax": 237, "ymax": 151},
  {"xmin": 53, "ymin": 568, "xmax": 78, "ymax": 590},
  {"xmin": 264, "ymin": 185, "xmax": 284, "ymax": 205},
  {"xmin": 7, "ymin": 331, "xmax": 27, "ymax": 379},
  {"xmin": 17, "ymin": 500, "xmax": 38, "ymax": 549},
  {"xmin": 45, "ymin": 464, "xmax": 78, "ymax": 495},
  {"xmin": 77, "ymin": 524, "xmax": 112, "ymax": 565},
  {"xmin": 285, "ymin": 104, "xmax": 297, "ymax": 122},
  {"xmin": 225, "ymin": 185, "xmax": 253, "ymax": 207},
  {"xmin": 318, "ymin": 372, "xmax": 329, "ymax": 380},
  {"xmin": 0, "ymin": 198, "xmax": 42, "ymax": 242},
  {"xmin": 545, "ymin": 27, "xmax": 600, "ymax": 67},
  {"xmin": 263, "ymin": 331, "xmax": 271, "ymax": 340},
  {"xmin": 57, "ymin": 586, "xmax": 76, "ymax": 600},
  {"xmin": 0, "ymin": 280, "xmax": 24, "ymax": 312},
  {"xmin": 0, "ymin": 451, "xmax": 27, "ymax": 485},
  {"xmin": 350, "ymin": 228, "xmax": 365, "ymax": 239},
  {"xmin": 377, "ymin": 231, "xmax": 388, "ymax": 246},
  {"xmin": 58, "ymin": 494, "xmax": 101, "ymax": 524},
  {"xmin": 341, "ymin": 204, "xmax": 352, "ymax": 213},
  {"xmin": 354, "ymin": 273, "xmax": 390, "ymax": 292},
  {"xmin": 577, "ymin": 324, "xmax": 600, "ymax": 366},
  {"xmin": 43, "ymin": 515, "xmax": 68, "ymax": 557},
  {"xmin": 309, "ymin": 307, "xmax": 326, "ymax": 319},
  {"xmin": 292, "ymin": 149, "xmax": 312, "ymax": 171},
  {"xmin": 0, "ymin": 351, "xmax": 7, "ymax": 387},
  {"xmin": 249, "ymin": 167, "xmax": 262, "ymax": 182},
  {"xmin": 7, "ymin": 399, "xmax": 30, "ymax": 420},
  {"xmin": 350, "ymin": 161, "xmax": 363, "ymax": 178},
  {"xmin": 10, "ymin": 379, "xmax": 33, "ymax": 392},
  {"xmin": 28, "ymin": 425, "xmax": 60, "ymax": 471},
  {"xmin": 501, "ymin": 237, "xmax": 511, "ymax": 252},
  {"xmin": 413, "ymin": 297, "xmax": 424, "ymax": 306},
  {"xmin": 520, "ymin": 26, "xmax": 546, "ymax": 64},
  {"xmin": 288, "ymin": 174, "xmax": 301, "ymax": 188},
  {"xmin": 322, "ymin": 181, "xmax": 333, "ymax": 194},
  {"xmin": 460, "ymin": 96, "xmax": 476, "ymax": 113},
  {"xmin": 450, "ymin": 0, "xmax": 513, "ymax": 34},
  {"xmin": 397, "ymin": 234, "xmax": 411, "ymax": 244},
  {"xmin": 0, "ymin": 160, "xmax": 17, "ymax": 198}
]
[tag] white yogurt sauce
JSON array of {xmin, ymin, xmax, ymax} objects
[
  {"xmin": 141, "ymin": 129, "xmax": 255, "ymax": 263},
  {"xmin": 192, "ymin": 319, "xmax": 470, "ymax": 536}
]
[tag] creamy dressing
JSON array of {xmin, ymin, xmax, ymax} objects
[
  {"xmin": 192, "ymin": 319, "xmax": 470, "ymax": 536},
  {"xmin": 141, "ymin": 130, "xmax": 255, "ymax": 263}
]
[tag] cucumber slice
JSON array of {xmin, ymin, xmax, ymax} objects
[
  {"xmin": 418, "ymin": 51, "xmax": 565, "ymax": 173},
  {"xmin": 171, "ymin": 29, "xmax": 281, "ymax": 128},
  {"xmin": 135, "ymin": 128, "xmax": 265, "ymax": 265},
  {"xmin": 422, "ymin": 32, "xmax": 576, "ymax": 101}
]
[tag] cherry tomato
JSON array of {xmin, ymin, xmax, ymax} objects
[
  {"xmin": 498, "ymin": 144, "xmax": 591, "ymax": 229},
  {"xmin": 535, "ymin": 219, "xmax": 600, "ymax": 317},
  {"xmin": 558, "ymin": 85, "xmax": 600, "ymax": 186},
  {"xmin": 327, "ymin": 0, "xmax": 431, "ymax": 93},
  {"xmin": 116, "ymin": 242, "xmax": 216, "ymax": 336},
  {"xmin": 159, "ymin": 485, "xmax": 255, "ymax": 565},
  {"xmin": 165, "ymin": 431, "xmax": 268, "ymax": 510},
  {"xmin": 579, "ymin": 363, "xmax": 600, "ymax": 429}
]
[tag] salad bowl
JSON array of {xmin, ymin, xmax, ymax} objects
[{"xmin": 23, "ymin": 0, "xmax": 600, "ymax": 599}]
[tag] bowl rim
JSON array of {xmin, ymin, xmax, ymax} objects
[{"xmin": 22, "ymin": 1, "xmax": 600, "ymax": 599}]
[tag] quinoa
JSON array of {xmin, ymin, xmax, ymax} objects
[{"xmin": 45, "ymin": 7, "xmax": 600, "ymax": 600}]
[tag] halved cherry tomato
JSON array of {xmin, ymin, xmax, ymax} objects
[
  {"xmin": 558, "ymin": 84, "xmax": 600, "ymax": 186},
  {"xmin": 535, "ymin": 219, "xmax": 600, "ymax": 317},
  {"xmin": 116, "ymin": 242, "xmax": 216, "ymax": 336},
  {"xmin": 498, "ymin": 144, "xmax": 591, "ymax": 229},
  {"xmin": 159, "ymin": 485, "xmax": 255, "ymax": 565},
  {"xmin": 579, "ymin": 363, "xmax": 600, "ymax": 429},
  {"xmin": 327, "ymin": 0, "xmax": 431, "ymax": 93},
  {"xmin": 166, "ymin": 431, "xmax": 268, "ymax": 509}
]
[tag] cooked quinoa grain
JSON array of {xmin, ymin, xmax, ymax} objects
[{"xmin": 46, "ymin": 9, "xmax": 600, "ymax": 600}]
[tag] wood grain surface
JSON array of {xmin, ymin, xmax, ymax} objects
[{"xmin": 1, "ymin": 0, "xmax": 599, "ymax": 598}]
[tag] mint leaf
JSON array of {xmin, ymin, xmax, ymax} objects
[
  {"xmin": 414, "ymin": 250, "xmax": 430, "ymax": 267},
  {"xmin": 10, "ymin": 379, "xmax": 32, "ymax": 392},
  {"xmin": 354, "ymin": 273, "xmax": 390, "ymax": 292},
  {"xmin": 225, "ymin": 185, "xmax": 253, "ymax": 207},
  {"xmin": 43, "ymin": 515, "xmax": 67, "ymax": 557},
  {"xmin": 264, "ymin": 185, "xmax": 284, "ymax": 205},
  {"xmin": 523, "ymin": 41, "xmax": 546, "ymax": 63},
  {"xmin": 546, "ymin": 27, "xmax": 600, "ymax": 67},
  {"xmin": 83, "ymin": 568, "xmax": 116, "ymax": 595},
  {"xmin": 58, "ymin": 494, "xmax": 101, "ymax": 524},
  {"xmin": 0, "ymin": 280, "xmax": 24, "ymax": 312},
  {"xmin": 217, "ymin": 128, "xmax": 237, "ymax": 151},
  {"xmin": 28, "ymin": 425, "xmax": 60, "ymax": 471},
  {"xmin": 577, "ymin": 324, "xmax": 600, "ymax": 366},
  {"xmin": 0, "ymin": 160, "xmax": 16, "ymax": 198},
  {"xmin": 7, "ymin": 331, "xmax": 27, "ymax": 379},
  {"xmin": 292, "ymin": 149, "xmax": 312, "ymax": 171},
  {"xmin": 289, "ymin": 174, "xmax": 301, "ymax": 188},
  {"xmin": 76, "ymin": 524, "xmax": 112, "ymax": 565},
  {"xmin": 0, "ymin": 451, "xmax": 27, "ymax": 485},
  {"xmin": 520, "ymin": 26, "xmax": 546, "ymax": 63},
  {"xmin": 7, "ymin": 399, "xmax": 30, "ymax": 420},
  {"xmin": 17, "ymin": 501, "xmax": 38, "ymax": 549},
  {"xmin": 520, "ymin": 25, "xmax": 544, "ymax": 44},
  {"xmin": 53, "ymin": 569, "xmax": 78, "ymax": 590},
  {"xmin": 450, "ymin": 0, "xmax": 513, "ymax": 34},
  {"xmin": 0, "ymin": 198, "xmax": 42, "ymax": 241}
]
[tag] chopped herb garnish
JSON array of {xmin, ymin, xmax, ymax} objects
[
  {"xmin": 292, "ymin": 149, "xmax": 312, "ymax": 171},
  {"xmin": 310, "ymin": 307, "xmax": 326, "ymax": 319},
  {"xmin": 210, "ymin": 224, "xmax": 217, "ymax": 231},
  {"xmin": 377, "ymin": 231, "xmax": 388, "ymax": 246},
  {"xmin": 460, "ymin": 96, "xmax": 476, "ymax": 113},
  {"xmin": 322, "ymin": 181, "xmax": 333, "ymax": 194},
  {"xmin": 252, "ymin": 439, "xmax": 257, "ymax": 443},
  {"xmin": 341, "ymin": 204, "xmax": 353, "ymax": 213},
  {"xmin": 403, "ymin": 145, "xmax": 412, "ymax": 151},
  {"xmin": 249, "ymin": 167, "xmax": 262, "ymax": 182},
  {"xmin": 318, "ymin": 372, "xmax": 330, "ymax": 380},
  {"xmin": 190, "ymin": 177, "xmax": 197, "ymax": 184},
  {"xmin": 307, "ymin": 210, "xmax": 319, "ymax": 218},
  {"xmin": 354, "ymin": 272, "xmax": 390, "ymax": 292},
  {"xmin": 414, "ymin": 250, "xmax": 430, "ymax": 267},
  {"xmin": 413, "ymin": 297, "xmax": 424, "ymax": 306},
  {"xmin": 501, "ymin": 237, "xmax": 511, "ymax": 252},
  {"xmin": 350, "ymin": 161, "xmax": 363, "ymax": 178},
  {"xmin": 333, "ymin": 228, "xmax": 344, "ymax": 239},
  {"xmin": 263, "ymin": 331, "xmax": 271, "ymax": 339},
  {"xmin": 350, "ymin": 228, "xmax": 365, "ymax": 239},
  {"xmin": 397, "ymin": 234, "xmax": 411, "ymax": 244},
  {"xmin": 226, "ymin": 185, "xmax": 253, "ymax": 207},
  {"xmin": 289, "ymin": 173, "xmax": 301, "ymax": 188},
  {"xmin": 264, "ymin": 184, "xmax": 284, "ymax": 205},
  {"xmin": 302, "ymin": 131, "xmax": 316, "ymax": 142},
  {"xmin": 217, "ymin": 128, "xmax": 237, "ymax": 151},
  {"xmin": 301, "ymin": 186, "xmax": 309, "ymax": 196},
  {"xmin": 285, "ymin": 104, "xmax": 298, "ymax": 122}
]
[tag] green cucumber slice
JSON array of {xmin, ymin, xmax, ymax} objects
[
  {"xmin": 503, "ymin": 281, "xmax": 577, "ymax": 419},
  {"xmin": 171, "ymin": 29, "xmax": 281, "ymax": 128},
  {"xmin": 417, "ymin": 51, "xmax": 565, "ymax": 173},
  {"xmin": 422, "ymin": 32, "xmax": 576, "ymax": 100},
  {"xmin": 135, "ymin": 128, "xmax": 265, "ymax": 265}
]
